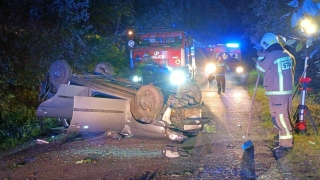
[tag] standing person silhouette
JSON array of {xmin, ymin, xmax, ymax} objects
[{"xmin": 215, "ymin": 56, "xmax": 230, "ymax": 94}]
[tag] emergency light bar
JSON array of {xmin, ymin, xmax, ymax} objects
[{"xmin": 226, "ymin": 43, "xmax": 239, "ymax": 48}]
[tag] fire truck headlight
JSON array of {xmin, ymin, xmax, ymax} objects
[
  {"xmin": 170, "ymin": 70, "xmax": 186, "ymax": 85},
  {"xmin": 236, "ymin": 66, "xmax": 244, "ymax": 73},
  {"xmin": 132, "ymin": 75, "xmax": 142, "ymax": 82},
  {"xmin": 205, "ymin": 63, "xmax": 216, "ymax": 74}
]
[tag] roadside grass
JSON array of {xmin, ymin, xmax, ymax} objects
[{"xmin": 246, "ymin": 70, "xmax": 320, "ymax": 178}]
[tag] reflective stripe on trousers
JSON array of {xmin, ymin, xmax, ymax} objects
[{"xmin": 278, "ymin": 114, "xmax": 293, "ymax": 140}]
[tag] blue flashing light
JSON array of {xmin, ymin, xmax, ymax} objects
[{"xmin": 226, "ymin": 43, "xmax": 239, "ymax": 48}]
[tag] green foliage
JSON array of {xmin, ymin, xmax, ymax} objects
[
  {"xmin": 76, "ymin": 34, "xmax": 129, "ymax": 75},
  {"xmin": 296, "ymin": 41, "xmax": 303, "ymax": 52},
  {"xmin": 0, "ymin": 103, "xmax": 37, "ymax": 150},
  {"xmin": 0, "ymin": 0, "xmax": 132, "ymax": 150}
]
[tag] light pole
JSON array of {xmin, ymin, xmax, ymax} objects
[
  {"xmin": 127, "ymin": 29, "xmax": 134, "ymax": 69},
  {"xmin": 128, "ymin": 40, "xmax": 135, "ymax": 69},
  {"xmin": 294, "ymin": 18, "xmax": 318, "ymax": 134}
]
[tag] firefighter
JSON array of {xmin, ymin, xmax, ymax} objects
[
  {"xmin": 141, "ymin": 53, "xmax": 158, "ymax": 67},
  {"xmin": 137, "ymin": 52, "xmax": 159, "ymax": 84},
  {"xmin": 215, "ymin": 55, "xmax": 230, "ymax": 94},
  {"xmin": 256, "ymin": 33, "xmax": 294, "ymax": 160}
]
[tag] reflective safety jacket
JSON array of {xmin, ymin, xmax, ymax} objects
[
  {"xmin": 215, "ymin": 61, "xmax": 230, "ymax": 76},
  {"xmin": 256, "ymin": 50, "xmax": 293, "ymax": 96}
]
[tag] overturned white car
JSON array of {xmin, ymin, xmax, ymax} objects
[{"xmin": 37, "ymin": 60, "xmax": 209, "ymax": 142}]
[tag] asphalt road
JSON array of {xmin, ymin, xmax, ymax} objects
[{"xmin": 0, "ymin": 73, "xmax": 291, "ymax": 180}]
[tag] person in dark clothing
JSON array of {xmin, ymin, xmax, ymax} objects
[
  {"xmin": 215, "ymin": 56, "xmax": 230, "ymax": 94},
  {"xmin": 136, "ymin": 52, "xmax": 160, "ymax": 84}
]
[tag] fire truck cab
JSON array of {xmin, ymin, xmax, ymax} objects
[
  {"xmin": 212, "ymin": 43, "xmax": 243, "ymax": 73},
  {"xmin": 127, "ymin": 28, "xmax": 197, "ymax": 87},
  {"xmin": 204, "ymin": 43, "xmax": 245, "ymax": 83}
]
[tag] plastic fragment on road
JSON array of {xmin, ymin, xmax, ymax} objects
[
  {"xmin": 36, "ymin": 139, "xmax": 49, "ymax": 144},
  {"xmin": 75, "ymin": 160, "xmax": 84, "ymax": 164},
  {"xmin": 161, "ymin": 145, "xmax": 190, "ymax": 158},
  {"xmin": 75, "ymin": 159, "xmax": 93, "ymax": 164}
]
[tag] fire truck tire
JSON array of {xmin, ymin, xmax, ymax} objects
[
  {"xmin": 94, "ymin": 62, "xmax": 115, "ymax": 75},
  {"xmin": 177, "ymin": 82, "xmax": 202, "ymax": 104},
  {"xmin": 130, "ymin": 85, "xmax": 165, "ymax": 123},
  {"xmin": 49, "ymin": 60, "xmax": 72, "ymax": 93}
]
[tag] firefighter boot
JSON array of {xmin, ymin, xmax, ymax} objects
[{"xmin": 272, "ymin": 146, "xmax": 292, "ymax": 161}]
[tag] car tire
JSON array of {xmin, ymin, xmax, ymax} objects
[
  {"xmin": 130, "ymin": 85, "xmax": 165, "ymax": 123},
  {"xmin": 94, "ymin": 62, "xmax": 115, "ymax": 75},
  {"xmin": 177, "ymin": 82, "xmax": 202, "ymax": 104},
  {"xmin": 49, "ymin": 60, "xmax": 72, "ymax": 93}
]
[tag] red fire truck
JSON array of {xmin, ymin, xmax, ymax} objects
[{"xmin": 127, "ymin": 28, "xmax": 199, "ymax": 86}]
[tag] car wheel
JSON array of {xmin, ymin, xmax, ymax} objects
[
  {"xmin": 130, "ymin": 85, "xmax": 165, "ymax": 123},
  {"xmin": 177, "ymin": 82, "xmax": 202, "ymax": 104},
  {"xmin": 49, "ymin": 60, "xmax": 72, "ymax": 93},
  {"xmin": 94, "ymin": 62, "xmax": 115, "ymax": 75}
]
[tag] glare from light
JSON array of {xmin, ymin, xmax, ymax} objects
[
  {"xmin": 167, "ymin": 66, "xmax": 172, "ymax": 71},
  {"xmin": 233, "ymin": 92, "xmax": 242, "ymax": 98},
  {"xmin": 170, "ymin": 70, "xmax": 186, "ymax": 85},
  {"xmin": 226, "ymin": 43, "xmax": 239, "ymax": 48},
  {"xmin": 236, "ymin": 66, "xmax": 244, "ymax": 73},
  {"xmin": 301, "ymin": 19, "xmax": 311, "ymax": 28},
  {"xmin": 188, "ymin": 64, "xmax": 196, "ymax": 71},
  {"xmin": 83, "ymin": 125, "xmax": 89, "ymax": 129},
  {"xmin": 300, "ymin": 19, "xmax": 317, "ymax": 35},
  {"xmin": 128, "ymin": 30, "xmax": 133, "ymax": 35},
  {"xmin": 205, "ymin": 63, "xmax": 217, "ymax": 74},
  {"xmin": 207, "ymin": 92, "xmax": 215, "ymax": 97},
  {"xmin": 132, "ymin": 75, "xmax": 141, "ymax": 82}
]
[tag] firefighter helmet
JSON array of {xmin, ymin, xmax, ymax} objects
[{"xmin": 260, "ymin": 33, "xmax": 278, "ymax": 50}]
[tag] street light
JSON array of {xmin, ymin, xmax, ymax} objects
[
  {"xmin": 127, "ymin": 29, "xmax": 134, "ymax": 69},
  {"xmin": 128, "ymin": 30, "xmax": 133, "ymax": 36},
  {"xmin": 294, "ymin": 18, "xmax": 318, "ymax": 134}
]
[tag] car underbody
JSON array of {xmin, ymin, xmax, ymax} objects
[{"xmin": 37, "ymin": 60, "xmax": 210, "ymax": 142}]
